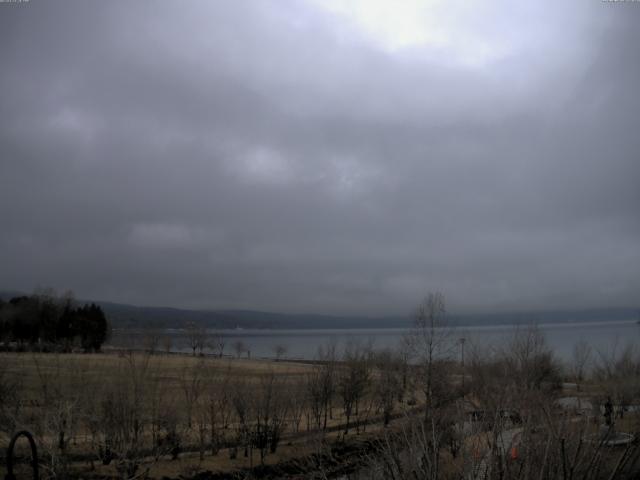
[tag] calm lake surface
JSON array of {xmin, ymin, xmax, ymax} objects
[{"xmin": 111, "ymin": 320, "xmax": 640, "ymax": 363}]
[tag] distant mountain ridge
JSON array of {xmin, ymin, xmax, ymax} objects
[{"xmin": 1, "ymin": 290, "xmax": 637, "ymax": 330}]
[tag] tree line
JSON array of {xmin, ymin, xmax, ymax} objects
[{"xmin": 0, "ymin": 289, "xmax": 110, "ymax": 352}]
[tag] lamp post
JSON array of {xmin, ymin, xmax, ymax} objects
[{"xmin": 459, "ymin": 337, "xmax": 466, "ymax": 392}]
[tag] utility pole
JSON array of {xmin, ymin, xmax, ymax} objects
[{"xmin": 459, "ymin": 337, "xmax": 466, "ymax": 392}]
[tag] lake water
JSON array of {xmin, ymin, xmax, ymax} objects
[{"xmin": 110, "ymin": 320, "xmax": 640, "ymax": 364}]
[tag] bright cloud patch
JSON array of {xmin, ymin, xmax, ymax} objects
[
  {"xmin": 307, "ymin": 0, "xmax": 509, "ymax": 66},
  {"xmin": 235, "ymin": 147, "xmax": 293, "ymax": 185}
]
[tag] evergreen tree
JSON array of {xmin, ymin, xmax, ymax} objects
[
  {"xmin": 78, "ymin": 304, "xmax": 110, "ymax": 352},
  {"xmin": 0, "ymin": 291, "xmax": 110, "ymax": 352}
]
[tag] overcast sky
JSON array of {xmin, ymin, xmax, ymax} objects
[{"xmin": 1, "ymin": 0, "xmax": 638, "ymax": 315}]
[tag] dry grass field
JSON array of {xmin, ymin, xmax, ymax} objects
[{"xmin": 0, "ymin": 350, "xmax": 408, "ymax": 479}]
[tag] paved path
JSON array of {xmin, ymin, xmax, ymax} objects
[{"xmin": 467, "ymin": 427, "xmax": 522, "ymax": 480}]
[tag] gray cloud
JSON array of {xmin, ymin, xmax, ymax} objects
[{"xmin": 1, "ymin": 0, "xmax": 639, "ymax": 315}]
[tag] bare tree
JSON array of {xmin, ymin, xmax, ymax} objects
[
  {"xmin": 407, "ymin": 292, "xmax": 453, "ymax": 417},
  {"xmin": 202, "ymin": 363, "xmax": 233, "ymax": 457},
  {"xmin": 338, "ymin": 342, "xmax": 371, "ymax": 434},
  {"xmin": 195, "ymin": 396, "xmax": 208, "ymax": 461},
  {"xmin": 29, "ymin": 354, "xmax": 89, "ymax": 479},
  {"xmin": 162, "ymin": 333, "xmax": 173, "ymax": 354},
  {"xmin": 505, "ymin": 324, "xmax": 561, "ymax": 392},
  {"xmin": 317, "ymin": 342, "xmax": 337, "ymax": 429},
  {"xmin": 0, "ymin": 358, "xmax": 23, "ymax": 436},
  {"xmin": 147, "ymin": 359, "xmax": 173, "ymax": 459},
  {"xmin": 373, "ymin": 349, "xmax": 402, "ymax": 426},
  {"xmin": 273, "ymin": 344, "xmax": 288, "ymax": 361},
  {"xmin": 303, "ymin": 342, "xmax": 338, "ymax": 432},
  {"xmin": 95, "ymin": 352, "xmax": 155, "ymax": 479},
  {"xmin": 594, "ymin": 342, "xmax": 640, "ymax": 421},
  {"xmin": 210, "ymin": 330, "xmax": 226, "ymax": 357},
  {"xmin": 305, "ymin": 367, "xmax": 324, "ymax": 431},
  {"xmin": 571, "ymin": 339, "xmax": 592, "ymax": 391},
  {"xmin": 248, "ymin": 371, "xmax": 291, "ymax": 464},
  {"xmin": 180, "ymin": 359, "xmax": 206, "ymax": 428},
  {"xmin": 230, "ymin": 379, "xmax": 251, "ymax": 461},
  {"xmin": 288, "ymin": 381, "xmax": 307, "ymax": 433},
  {"xmin": 185, "ymin": 322, "xmax": 207, "ymax": 356},
  {"xmin": 142, "ymin": 329, "xmax": 161, "ymax": 354}
]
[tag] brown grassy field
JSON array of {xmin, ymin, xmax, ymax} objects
[{"xmin": 0, "ymin": 351, "xmax": 407, "ymax": 479}]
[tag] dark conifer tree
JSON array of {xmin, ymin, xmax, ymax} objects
[
  {"xmin": 9, "ymin": 296, "xmax": 39, "ymax": 344},
  {"xmin": 0, "ymin": 293, "xmax": 109, "ymax": 352},
  {"xmin": 0, "ymin": 299, "xmax": 7, "ymax": 342}
]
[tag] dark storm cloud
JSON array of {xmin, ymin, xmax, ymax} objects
[{"xmin": 1, "ymin": 0, "xmax": 638, "ymax": 314}]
